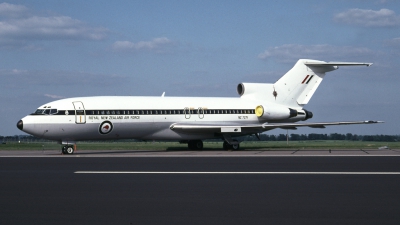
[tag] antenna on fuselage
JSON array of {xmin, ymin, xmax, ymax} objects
[{"xmin": 161, "ymin": 92, "xmax": 165, "ymax": 97}]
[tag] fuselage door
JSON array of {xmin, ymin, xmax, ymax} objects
[
  {"xmin": 184, "ymin": 107, "xmax": 191, "ymax": 119},
  {"xmin": 72, "ymin": 101, "xmax": 86, "ymax": 124},
  {"xmin": 198, "ymin": 107, "xmax": 204, "ymax": 119}
]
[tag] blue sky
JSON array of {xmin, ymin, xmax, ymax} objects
[{"xmin": 1, "ymin": 0, "xmax": 399, "ymax": 136}]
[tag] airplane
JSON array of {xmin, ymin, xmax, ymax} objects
[{"xmin": 16, "ymin": 59, "xmax": 382, "ymax": 154}]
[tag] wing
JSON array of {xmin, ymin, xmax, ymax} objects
[{"xmin": 170, "ymin": 121, "xmax": 383, "ymax": 134}]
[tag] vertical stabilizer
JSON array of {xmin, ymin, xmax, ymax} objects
[{"xmin": 273, "ymin": 59, "xmax": 372, "ymax": 108}]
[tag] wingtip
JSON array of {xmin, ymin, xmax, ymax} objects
[{"xmin": 364, "ymin": 120, "xmax": 384, "ymax": 124}]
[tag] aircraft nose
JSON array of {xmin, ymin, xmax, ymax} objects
[{"xmin": 17, "ymin": 120, "xmax": 23, "ymax": 130}]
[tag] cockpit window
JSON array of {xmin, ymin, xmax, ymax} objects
[
  {"xmin": 34, "ymin": 109, "xmax": 45, "ymax": 114},
  {"xmin": 33, "ymin": 109, "xmax": 58, "ymax": 115}
]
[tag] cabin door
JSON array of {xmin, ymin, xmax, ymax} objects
[
  {"xmin": 198, "ymin": 107, "xmax": 204, "ymax": 119},
  {"xmin": 72, "ymin": 101, "xmax": 86, "ymax": 124}
]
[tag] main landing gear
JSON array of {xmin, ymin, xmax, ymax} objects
[
  {"xmin": 62, "ymin": 145, "xmax": 75, "ymax": 155},
  {"xmin": 186, "ymin": 139, "xmax": 240, "ymax": 150},
  {"xmin": 188, "ymin": 140, "xmax": 203, "ymax": 150},
  {"xmin": 223, "ymin": 140, "xmax": 240, "ymax": 150}
]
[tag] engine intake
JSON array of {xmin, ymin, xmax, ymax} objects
[{"xmin": 255, "ymin": 105, "xmax": 297, "ymax": 121}]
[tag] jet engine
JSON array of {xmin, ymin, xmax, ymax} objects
[
  {"xmin": 237, "ymin": 83, "xmax": 273, "ymax": 98},
  {"xmin": 255, "ymin": 104, "xmax": 298, "ymax": 120}
]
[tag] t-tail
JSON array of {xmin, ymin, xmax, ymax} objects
[
  {"xmin": 237, "ymin": 59, "xmax": 372, "ymax": 121},
  {"xmin": 238, "ymin": 59, "xmax": 372, "ymax": 108},
  {"xmin": 274, "ymin": 59, "xmax": 372, "ymax": 108}
]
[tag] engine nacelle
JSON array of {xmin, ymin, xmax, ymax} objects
[
  {"xmin": 237, "ymin": 83, "xmax": 274, "ymax": 100},
  {"xmin": 293, "ymin": 109, "xmax": 314, "ymax": 121},
  {"xmin": 255, "ymin": 104, "xmax": 298, "ymax": 121}
]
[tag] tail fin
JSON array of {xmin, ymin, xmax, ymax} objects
[{"xmin": 273, "ymin": 59, "xmax": 372, "ymax": 108}]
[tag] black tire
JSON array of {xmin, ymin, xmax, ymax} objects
[
  {"xmin": 188, "ymin": 141, "xmax": 194, "ymax": 150},
  {"xmin": 63, "ymin": 145, "xmax": 74, "ymax": 154},
  {"xmin": 188, "ymin": 140, "xmax": 203, "ymax": 150},
  {"xmin": 231, "ymin": 139, "xmax": 240, "ymax": 151},
  {"xmin": 61, "ymin": 146, "xmax": 67, "ymax": 154},
  {"xmin": 194, "ymin": 140, "xmax": 203, "ymax": 150},
  {"xmin": 223, "ymin": 141, "xmax": 230, "ymax": 150},
  {"xmin": 223, "ymin": 140, "xmax": 240, "ymax": 150}
]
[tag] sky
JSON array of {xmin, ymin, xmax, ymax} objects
[{"xmin": 1, "ymin": 0, "xmax": 399, "ymax": 136}]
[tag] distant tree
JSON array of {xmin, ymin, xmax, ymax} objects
[
  {"xmin": 290, "ymin": 134, "xmax": 300, "ymax": 141},
  {"xmin": 362, "ymin": 135, "xmax": 374, "ymax": 141},
  {"xmin": 277, "ymin": 134, "xmax": 286, "ymax": 141},
  {"xmin": 269, "ymin": 135, "xmax": 276, "ymax": 141},
  {"xmin": 330, "ymin": 133, "xmax": 345, "ymax": 140},
  {"xmin": 351, "ymin": 134, "xmax": 359, "ymax": 141}
]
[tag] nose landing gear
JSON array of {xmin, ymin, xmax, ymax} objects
[{"xmin": 62, "ymin": 145, "xmax": 75, "ymax": 154}]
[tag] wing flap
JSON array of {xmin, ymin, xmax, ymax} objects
[
  {"xmin": 170, "ymin": 123, "xmax": 264, "ymax": 134},
  {"xmin": 170, "ymin": 121, "xmax": 383, "ymax": 134},
  {"xmin": 263, "ymin": 121, "xmax": 383, "ymax": 129}
]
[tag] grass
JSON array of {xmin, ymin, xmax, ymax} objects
[{"xmin": 0, "ymin": 140, "xmax": 398, "ymax": 151}]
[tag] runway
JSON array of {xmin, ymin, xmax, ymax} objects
[{"xmin": 1, "ymin": 150, "xmax": 400, "ymax": 224}]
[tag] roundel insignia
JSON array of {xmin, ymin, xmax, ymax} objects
[{"xmin": 99, "ymin": 121, "xmax": 113, "ymax": 135}]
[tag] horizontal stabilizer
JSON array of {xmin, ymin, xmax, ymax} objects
[{"xmin": 304, "ymin": 61, "xmax": 372, "ymax": 67}]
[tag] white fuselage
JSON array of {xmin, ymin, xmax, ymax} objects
[{"xmin": 20, "ymin": 96, "xmax": 301, "ymax": 143}]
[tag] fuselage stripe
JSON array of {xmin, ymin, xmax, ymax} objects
[
  {"xmin": 306, "ymin": 75, "xmax": 314, "ymax": 84},
  {"xmin": 301, "ymin": 75, "xmax": 310, "ymax": 84}
]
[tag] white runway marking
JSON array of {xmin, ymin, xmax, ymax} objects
[{"xmin": 74, "ymin": 171, "xmax": 400, "ymax": 175}]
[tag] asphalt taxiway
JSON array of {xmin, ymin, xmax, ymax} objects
[
  {"xmin": 1, "ymin": 150, "xmax": 400, "ymax": 225},
  {"xmin": 1, "ymin": 148, "xmax": 400, "ymax": 157}
]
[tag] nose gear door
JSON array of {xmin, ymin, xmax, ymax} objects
[{"xmin": 72, "ymin": 101, "xmax": 86, "ymax": 124}]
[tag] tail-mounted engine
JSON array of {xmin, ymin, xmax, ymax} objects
[
  {"xmin": 255, "ymin": 104, "xmax": 313, "ymax": 121},
  {"xmin": 255, "ymin": 104, "xmax": 297, "ymax": 120}
]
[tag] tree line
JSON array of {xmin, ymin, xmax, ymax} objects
[
  {"xmin": 2, "ymin": 133, "xmax": 399, "ymax": 143},
  {"xmin": 241, "ymin": 133, "xmax": 399, "ymax": 142}
]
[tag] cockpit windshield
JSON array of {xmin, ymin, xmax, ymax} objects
[
  {"xmin": 33, "ymin": 109, "xmax": 58, "ymax": 115},
  {"xmin": 34, "ymin": 109, "xmax": 45, "ymax": 114}
]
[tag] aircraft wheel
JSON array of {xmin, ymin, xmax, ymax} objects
[
  {"xmin": 194, "ymin": 140, "xmax": 203, "ymax": 150},
  {"xmin": 63, "ymin": 145, "xmax": 74, "ymax": 154},
  {"xmin": 222, "ymin": 140, "xmax": 240, "ymax": 150},
  {"xmin": 223, "ymin": 141, "xmax": 229, "ymax": 150},
  {"xmin": 188, "ymin": 141, "xmax": 194, "ymax": 150},
  {"xmin": 188, "ymin": 140, "xmax": 203, "ymax": 150},
  {"xmin": 231, "ymin": 140, "xmax": 240, "ymax": 151},
  {"xmin": 61, "ymin": 146, "xmax": 67, "ymax": 154}
]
